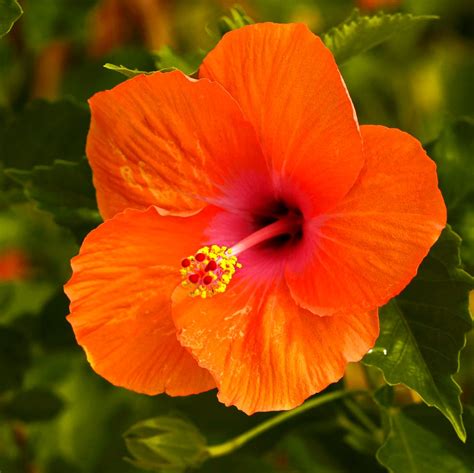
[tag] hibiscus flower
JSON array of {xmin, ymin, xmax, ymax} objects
[{"xmin": 65, "ymin": 23, "xmax": 446, "ymax": 414}]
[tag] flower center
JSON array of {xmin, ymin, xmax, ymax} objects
[
  {"xmin": 180, "ymin": 245, "xmax": 241, "ymax": 299},
  {"xmin": 179, "ymin": 214, "xmax": 302, "ymax": 298}
]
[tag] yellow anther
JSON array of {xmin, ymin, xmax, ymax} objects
[{"xmin": 179, "ymin": 245, "xmax": 242, "ymax": 298}]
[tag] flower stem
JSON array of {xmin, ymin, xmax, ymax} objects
[
  {"xmin": 206, "ymin": 390, "xmax": 366, "ymax": 458},
  {"xmin": 343, "ymin": 398, "xmax": 379, "ymax": 433}
]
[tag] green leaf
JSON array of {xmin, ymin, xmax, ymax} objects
[
  {"xmin": 364, "ymin": 227, "xmax": 473, "ymax": 441},
  {"xmin": 105, "ymin": 47, "xmax": 201, "ymax": 78},
  {"xmin": 0, "ymin": 0, "xmax": 22, "ymax": 38},
  {"xmin": 0, "ymin": 326, "xmax": 30, "ymax": 393},
  {"xmin": 426, "ymin": 118, "xmax": 474, "ymax": 270},
  {"xmin": 44, "ymin": 457, "xmax": 82, "ymax": 473},
  {"xmin": 124, "ymin": 415, "xmax": 210, "ymax": 472},
  {"xmin": 427, "ymin": 117, "xmax": 474, "ymax": 216},
  {"xmin": 208, "ymin": 456, "xmax": 276, "ymax": 473},
  {"xmin": 322, "ymin": 9, "xmax": 437, "ymax": 65},
  {"xmin": 278, "ymin": 433, "xmax": 347, "ymax": 473},
  {"xmin": 6, "ymin": 158, "xmax": 101, "ymax": 241},
  {"xmin": 153, "ymin": 46, "xmax": 200, "ymax": 75},
  {"xmin": 2, "ymin": 388, "xmax": 64, "ymax": 421},
  {"xmin": 0, "ymin": 99, "xmax": 89, "ymax": 170},
  {"xmin": 0, "ymin": 281, "xmax": 13, "ymax": 308},
  {"xmin": 103, "ymin": 63, "xmax": 149, "ymax": 78},
  {"xmin": 216, "ymin": 6, "xmax": 254, "ymax": 36},
  {"xmin": 62, "ymin": 47, "xmax": 156, "ymax": 101},
  {"xmin": 37, "ymin": 290, "xmax": 76, "ymax": 351},
  {"xmin": 377, "ymin": 405, "xmax": 474, "ymax": 473},
  {"xmin": 21, "ymin": 0, "xmax": 96, "ymax": 50},
  {"xmin": 373, "ymin": 386, "xmax": 394, "ymax": 409}
]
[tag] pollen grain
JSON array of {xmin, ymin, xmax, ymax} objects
[{"xmin": 179, "ymin": 245, "xmax": 242, "ymax": 298}]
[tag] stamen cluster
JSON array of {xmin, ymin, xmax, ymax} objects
[{"xmin": 180, "ymin": 245, "xmax": 242, "ymax": 298}]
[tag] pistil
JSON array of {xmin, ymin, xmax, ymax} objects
[
  {"xmin": 230, "ymin": 216, "xmax": 301, "ymax": 256},
  {"xmin": 179, "ymin": 215, "xmax": 302, "ymax": 298}
]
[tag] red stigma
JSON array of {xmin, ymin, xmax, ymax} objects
[
  {"xmin": 203, "ymin": 275, "xmax": 213, "ymax": 285},
  {"xmin": 179, "ymin": 245, "xmax": 242, "ymax": 298},
  {"xmin": 195, "ymin": 253, "xmax": 206, "ymax": 262},
  {"xmin": 188, "ymin": 274, "xmax": 199, "ymax": 284},
  {"xmin": 205, "ymin": 260, "xmax": 217, "ymax": 271}
]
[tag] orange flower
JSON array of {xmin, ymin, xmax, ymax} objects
[{"xmin": 65, "ymin": 23, "xmax": 446, "ymax": 414}]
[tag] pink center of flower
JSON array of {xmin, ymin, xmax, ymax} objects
[
  {"xmin": 180, "ymin": 212, "xmax": 303, "ymax": 298},
  {"xmin": 230, "ymin": 213, "xmax": 302, "ymax": 256}
]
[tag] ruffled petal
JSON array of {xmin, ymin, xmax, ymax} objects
[
  {"xmin": 200, "ymin": 23, "xmax": 364, "ymax": 215},
  {"xmin": 87, "ymin": 70, "xmax": 267, "ymax": 219},
  {"xmin": 172, "ymin": 280, "xmax": 378, "ymax": 414},
  {"xmin": 286, "ymin": 125, "xmax": 447, "ymax": 315},
  {"xmin": 65, "ymin": 206, "xmax": 217, "ymax": 395}
]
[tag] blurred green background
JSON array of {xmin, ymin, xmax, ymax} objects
[{"xmin": 0, "ymin": 0, "xmax": 473, "ymax": 472}]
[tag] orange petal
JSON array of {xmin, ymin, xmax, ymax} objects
[
  {"xmin": 172, "ymin": 280, "xmax": 378, "ymax": 414},
  {"xmin": 286, "ymin": 125, "xmax": 447, "ymax": 315},
  {"xmin": 200, "ymin": 23, "xmax": 364, "ymax": 215},
  {"xmin": 65, "ymin": 206, "xmax": 217, "ymax": 395},
  {"xmin": 87, "ymin": 70, "xmax": 266, "ymax": 219}
]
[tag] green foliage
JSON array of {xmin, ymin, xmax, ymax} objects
[
  {"xmin": 7, "ymin": 159, "xmax": 101, "ymax": 241},
  {"xmin": 124, "ymin": 416, "xmax": 210, "ymax": 472},
  {"xmin": 0, "ymin": 1, "xmax": 473, "ymax": 472},
  {"xmin": 427, "ymin": 118, "xmax": 474, "ymax": 269},
  {"xmin": 428, "ymin": 118, "xmax": 474, "ymax": 215},
  {"xmin": 277, "ymin": 433, "xmax": 350, "ymax": 472},
  {"xmin": 37, "ymin": 290, "xmax": 76, "ymax": 351},
  {"xmin": 62, "ymin": 48, "xmax": 157, "ymax": 102},
  {"xmin": 216, "ymin": 6, "xmax": 254, "ymax": 36},
  {"xmin": 0, "ymin": 0, "xmax": 22, "ymax": 37},
  {"xmin": 377, "ymin": 405, "xmax": 474, "ymax": 472},
  {"xmin": 0, "ymin": 99, "xmax": 89, "ymax": 170},
  {"xmin": 0, "ymin": 326, "xmax": 30, "ymax": 393},
  {"xmin": 154, "ymin": 46, "xmax": 200, "ymax": 75},
  {"xmin": 2, "ymin": 388, "xmax": 64, "ymax": 421},
  {"xmin": 322, "ymin": 10, "xmax": 438, "ymax": 65},
  {"xmin": 364, "ymin": 227, "xmax": 473, "ymax": 441},
  {"xmin": 103, "ymin": 46, "xmax": 201, "ymax": 79},
  {"xmin": 373, "ymin": 386, "xmax": 394, "ymax": 409},
  {"xmin": 21, "ymin": 0, "xmax": 97, "ymax": 50},
  {"xmin": 0, "ymin": 100, "xmax": 99, "ymax": 240},
  {"xmin": 103, "ymin": 63, "xmax": 149, "ymax": 78}
]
